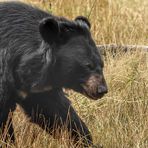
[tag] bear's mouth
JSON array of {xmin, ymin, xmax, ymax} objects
[
  {"xmin": 81, "ymin": 85, "xmax": 105, "ymax": 100},
  {"xmin": 80, "ymin": 74, "xmax": 107, "ymax": 100}
]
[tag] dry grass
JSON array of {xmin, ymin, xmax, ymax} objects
[{"xmin": 0, "ymin": 0, "xmax": 148, "ymax": 147}]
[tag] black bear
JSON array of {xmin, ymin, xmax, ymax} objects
[{"xmin": 0, "ymin": 1, "xmax": 108, "ymax": 147}]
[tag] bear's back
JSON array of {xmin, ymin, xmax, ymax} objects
[{"xmin": 0, "ymin": 2, "xmax": 50, "ymax": 53}]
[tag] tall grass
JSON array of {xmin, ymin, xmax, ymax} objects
[{"xmin": 0, "ymin": 0, "xmax": 148, "ymax": 147}]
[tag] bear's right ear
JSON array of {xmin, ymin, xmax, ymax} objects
[
  {"xmin": 39, "ymin": 17, "xmax": 60, "ymax": 44},
  {"xmin": 75, "ymin": 16, "xmax": 91, "ymax": 29}
]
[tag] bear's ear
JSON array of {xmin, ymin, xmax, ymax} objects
[
  {"xmin": 75, "ymin": 16, "xmax": 91, "ymax": 29},
  {"xmin": 39, "ymin": 17, "xmax": 60, "ymax": 44}
]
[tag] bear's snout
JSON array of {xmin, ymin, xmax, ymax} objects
[
  {"xmin": 98, "ymin": 83, "xmax": 108, "ymax": 94},
  {"xmin": 82, "ymin": 74, "xmax": 108, "ymax": 100}
]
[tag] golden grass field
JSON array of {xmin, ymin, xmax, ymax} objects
[{"xmin": 0, "ymin": 0, "xmax": 148, "ymax": 147}]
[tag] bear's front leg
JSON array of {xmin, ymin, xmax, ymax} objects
[
  {"xmin": 0, "ymin": 96, "xmax": 16, "ymax": 143},
  {"xmin": 66, "ymin": 102, "xmax": 93, "ymax": 147},
  {"xmin": 18, "ymin": 89, "xmax": 93, "ymax": 147},
  {"xmin": 0, "ymin": 49, "xmax": 17, "ymax": 143}
]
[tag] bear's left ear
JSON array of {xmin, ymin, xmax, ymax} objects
[
  {"xmin": 39, "ymin": 17, "xmax": 60, "ymax": 44},
  {"xmin": 75, "ymin": 16, "xmax": 91, "ymax": 29}
]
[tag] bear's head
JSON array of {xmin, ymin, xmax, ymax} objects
[{"xmin": 37, "ymin": 16, "xmax": 108, "ymax": 100}]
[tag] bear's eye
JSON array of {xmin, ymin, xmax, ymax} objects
[{"xmin": 85, "ymin": 62, "xmax": 95, "ymax": 70}]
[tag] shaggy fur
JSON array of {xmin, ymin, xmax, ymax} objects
[{"xmin": 0, "ymin": 1, "xmax": 108, "ymax": 147}]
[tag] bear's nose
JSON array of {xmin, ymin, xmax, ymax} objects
[{"xmin": 98, "ymin": 85, "xmax": 108, "ymax": 94}]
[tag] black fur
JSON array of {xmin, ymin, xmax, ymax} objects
[
  {"xmin": 18, "ymin": 90, "xmax": 93, "ymax": 145},
  {"xmin": 0, "ymin": 1, "xmax": 108, "ymax": 147}
]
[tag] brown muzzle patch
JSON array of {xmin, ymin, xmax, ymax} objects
[{"xmin": 81, "ymin": 74, "xmax": 108, "ymax": 100}]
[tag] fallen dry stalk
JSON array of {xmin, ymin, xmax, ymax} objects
[{"xmin": 97, "ymin": 44, "xmax": 148, "ymax": 55}]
